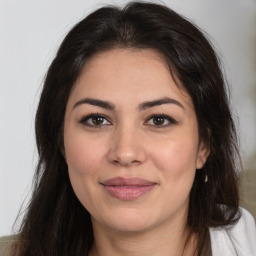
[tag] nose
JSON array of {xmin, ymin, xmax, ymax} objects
[{"xmin": 107, "ymin": 125, "xmax": 147, "ymax": 166}]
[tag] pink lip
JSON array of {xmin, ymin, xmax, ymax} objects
[{"xmin": 100, "ymin": 177, "xmax": 157, "ymax": 200}]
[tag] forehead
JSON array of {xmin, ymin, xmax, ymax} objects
[{"xmin": 67, "ymin": 48, "xmax": 194, "ymax": 110}]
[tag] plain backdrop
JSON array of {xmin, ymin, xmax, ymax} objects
[{"xmin": 0, "ymin": 0, "xmax": 255, "ymax": 236}]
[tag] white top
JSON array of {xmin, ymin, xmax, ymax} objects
[{"xmin": 210, "ymin": 208, "xmax": 256, "ymax": 256}]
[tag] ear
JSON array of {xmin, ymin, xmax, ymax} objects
[{"xmin": 196, "ymin": 141, "xmax": 210, "ymax": 169}]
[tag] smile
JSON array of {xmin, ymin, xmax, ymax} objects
[{"xmin": 100, "ymin": 177, "xmax": 157, "ymax": 200}]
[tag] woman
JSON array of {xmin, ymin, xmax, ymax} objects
[{"xmin": 1, "ymin": 1, "xmax": 255, "ymax": 256}]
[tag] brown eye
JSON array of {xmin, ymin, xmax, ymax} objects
[
  {"xmin": 91, "ymin": 116, "xmax": 104, "ymax": 125},
  {"xmin": 153, "ymin": 116, "xmax": 165, "ymax": 126},
  {"xmin": 145, "ymin": 114, "xmax": 177, "ymax": 128},
  {"xmin": 80, "ymin": 114, "xmax": 111, "ymax": 127}
]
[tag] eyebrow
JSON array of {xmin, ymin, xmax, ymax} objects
[
  {"xmin": 138, "ymin": 97, "xmax": 185, "ymax": 111},
  {"xmin": 72, "ymin": 97, "xmax": 184, "ymax": 111},
  {"xmin": 73, "ymin": 98, "xmax": 115, "ymax": 110}
]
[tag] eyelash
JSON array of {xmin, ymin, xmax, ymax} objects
[{"xmin": 79, "ymin": 113, "xmax": 177, "ymax": 128}]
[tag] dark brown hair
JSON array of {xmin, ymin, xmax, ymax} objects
[{"xmin": 13, "ymin": 1, "xmax": 241, "ymax": 255}]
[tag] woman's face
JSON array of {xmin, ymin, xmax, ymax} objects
[{"xmin": 63, "ymin": 48, "xmax": 208, "ymax": 233}]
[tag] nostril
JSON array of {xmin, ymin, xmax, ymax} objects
[
  {"xmin": 107, "ymin": 141, "xmax": 147, "ymax": 166},
  {"xmin": 131, "ymin": 160, "xmax": 141, "ymax": 165},
  {"xmin": 113, "ymin": 160, "xmax": 120, "ymax": 165},
  {"xmin": 112, "ymin": 158, "xmax": 142, "ymax": 166}
]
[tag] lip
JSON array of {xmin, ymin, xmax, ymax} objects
[{"xmin": 100, "ymin": 177, "xmax": 157, "ymax": 200}]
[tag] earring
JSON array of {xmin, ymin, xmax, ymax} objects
[{"xmin": 204, "ymin": 173, "xmax": 208, "ymax": 183}]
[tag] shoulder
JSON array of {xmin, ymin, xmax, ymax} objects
[
  {"xmin": 210, "ymin": 207, "xmax": 256, "ymax": 256},
  {"xmin": 0, "ymin": 235, "xmax": 18, "ymax": 256}
]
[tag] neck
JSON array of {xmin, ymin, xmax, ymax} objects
[{"xmin": 89, "ymin": 212, "xmax": 196, "ymax": 256}]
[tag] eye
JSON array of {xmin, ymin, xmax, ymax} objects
[
  {"xmin": 80, "ymin": 114, "xmax": 111, "ymax": 127},
  {"xmin": 145, "ymin": 114, "xmax": 177, "ymax": 128}
]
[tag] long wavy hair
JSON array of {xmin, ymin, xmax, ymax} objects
[{"xmin": 12, "ymin": 2, "xmax": 241, "ymax": 255}]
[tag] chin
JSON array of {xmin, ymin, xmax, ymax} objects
[{"xmin": 99, "ymin": 208, "xmax": 159, "ymax": 233}]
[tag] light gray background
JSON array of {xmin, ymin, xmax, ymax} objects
[{"xmin": 0, "ymin": 0, "xmax": 255, "ymax": 236}]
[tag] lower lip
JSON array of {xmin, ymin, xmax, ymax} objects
[{"xmin": 103, "ymin": 185, "xmax": 155, "ymax": 200}]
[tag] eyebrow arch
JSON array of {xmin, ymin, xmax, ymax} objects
[
  {"xmin": 138, "ymin": 97, "xmax": 185, "ymax": 111},
  {"xmin": 72, "ymin": 97, "xmax": 184, "ymax": 111},
  {"xmin": 73, "ymin": 98, "xmax": 115, "ymax": 110}
]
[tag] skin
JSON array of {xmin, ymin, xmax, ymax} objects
[{"xmin": 63, "ymin": 48, "xmax": 209, "ymax": 256}]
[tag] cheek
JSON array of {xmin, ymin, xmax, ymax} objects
[
  {"xmin": 64, "ymin": 132, "xmax": 106, "ymax": 212},
  {"xmin": 152, "ymin": 137, "xmax": 199, "ymax": 174},
  {"xmin": 64, "ymin": 131, "xmax": 104, "ymax": 175},
  {"xmin": 149, "ymin": 129, "xmax": 199, "ymax": 199},
  {"xmin": 63, "ymin": 131, "xmax": 105, "ymax": 199},
  {"xmin": 146, "ymin": 135, "xmax": 199, "ymax": 219}
]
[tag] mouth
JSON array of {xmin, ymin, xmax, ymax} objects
[{"xmin": 100, "ymin": 177, "xmax": 157, "ymax": 200}]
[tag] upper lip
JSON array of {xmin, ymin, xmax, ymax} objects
[{"xmin": 100, "ymin": 177, "xmax": 157, "ymax": 186}]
